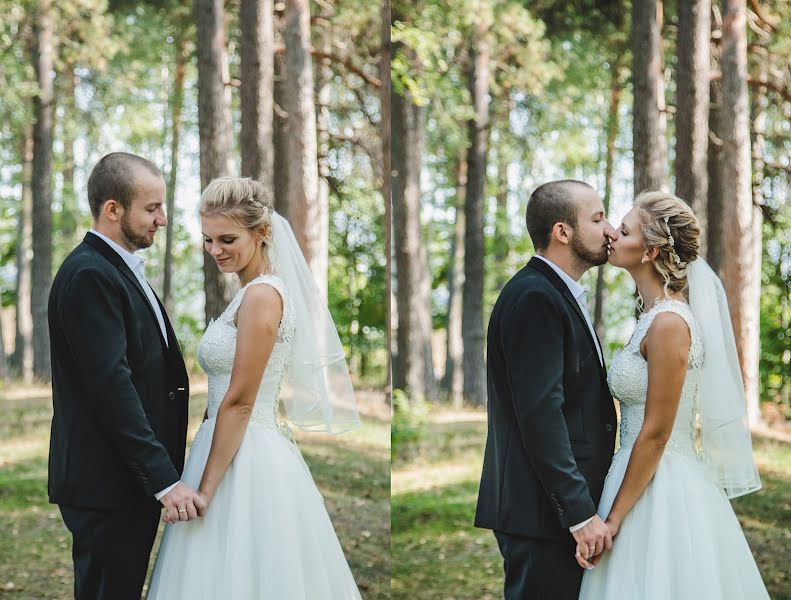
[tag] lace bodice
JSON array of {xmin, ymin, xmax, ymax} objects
[
  {"xmin": 197, "ymin": 274, "xmax": 296, "ymax": 432},
  {"xmin": 607, "ymin": 300, "xmax": 705, "ymax": 456}
]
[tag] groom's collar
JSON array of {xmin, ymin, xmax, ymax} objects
[{"xmin": 531, "ymin": 255, "xmax": 586, "ymax": 302}]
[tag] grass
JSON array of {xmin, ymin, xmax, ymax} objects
[
  {"xmin": 0, "ymin": 385, "xmax": 390, "ymax": 600},
  {"xmin": 392, "ymin": 408, "xmax": 791, "ymax": 600}
]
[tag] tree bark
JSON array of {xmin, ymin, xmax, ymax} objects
[
  {"xmin": 674, "ymin": 0, "xmax": 710, "ymax": 252},
  {"xmin": 195, "ymin": 0, "xmax": 235, "ymax": 324},
  {"xmin": 163, "ymin": 34, "xmax": 187, "ymax": 315},
  {"xmin": 282, "ymin": 0, "xmax": 326, "ymax": 295},
  {"xmin": 381, "ymin": 0, "xmax": 392, "ymax": 405},
  {"xmin": 462, "ymin": 19, "xmax": 490, "ymax": 406},
  {"xmin": 12, "ymin": 125, "xmax": 34, "ymax": 383},
  {"xmin": 443, "ymin": 156, "xmax": 466, "ymax": 408},
  {"xmin": 720, "ymin": 0, "xmax": 760, "ymax": 424},
  {"xmin": 31, "ymin": 0, "xmax": 54, "ymax": 381},
  {"xmin": 240, "ymin": 0, "xmax": 275, "ymax": 187},
  {"xmin": 706, "ymin": 79, "xmax": 724, "ymax": 271},
  {"xmin": 594, "ymin": 62, "xmax": 624, "ymax": 339},
  {"xmin": 391, "ymin": 82, "xmax": 435, "ymax": 401},
  {"xmin": 632, "ymin": 0, "xmax": 667, "ymax": 194},
  {"xmin": 273, "ymin": 52, "xmax": 289, "ymax": 215}
]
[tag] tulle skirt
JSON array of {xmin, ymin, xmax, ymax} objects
[
  {"xmin": 147, "ymin": 418, "xmax": 362, "ymax": 599},
  {"xmin": 579, "ymin": 447, "xmax": 769, "ymax": 599}
]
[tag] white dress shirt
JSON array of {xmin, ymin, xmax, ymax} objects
[
  {"xmin": 533, "ymin": 255, "xmax": 602, "ymax": 533},
  {"xmin": 89, "ymin": 229, "xmax": 177, "ymax": 501}
]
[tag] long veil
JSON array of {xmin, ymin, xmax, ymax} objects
[
  {"xmin": 687, "ymin": 258, "xmax": 761, "ymax": 498},
  {"xmin": 269, "ymin": 211, "xmax": 360, "ymax": 434}
]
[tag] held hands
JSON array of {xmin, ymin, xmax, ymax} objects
[
  {"xmin": 160, "ymin": 481, "xmax": 208, "ymax": 524},
  {"xmin": 572, "ymin": 515, "xmax": 614, "ymax": 570}
]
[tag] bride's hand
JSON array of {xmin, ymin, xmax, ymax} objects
[
  {"xmin": 605, "ymin": 517, "xmax": 620, "ymax": 539},
  {"xmin": 195, "ymin": 488, "xmax": 211, "ymax": 516}
]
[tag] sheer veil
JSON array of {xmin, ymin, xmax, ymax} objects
[
  {"xmin": 687, "ymin": 258, "xmax": 761, "ymax": 498},
  {"xmin": 269, "ymin": 211, "xmax": 360, "ymax": 434}
]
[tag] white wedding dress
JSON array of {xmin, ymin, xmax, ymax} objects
[
  {"xmin": 579, "ymin": 300, "xmax": 769, "ymax": 599},
  {"xmin": 147, "ymin": 275, "xmax": 362, "ymax": 599}
]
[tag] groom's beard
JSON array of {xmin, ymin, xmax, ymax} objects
[
  {"xmin": 571, "ymin": 235, "xmax": 609, "ymax": 269},
  {"xmin": 121, "ymin": 214, "xmax": 155, "ymax": 250}
]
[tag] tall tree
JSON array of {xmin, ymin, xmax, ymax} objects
[
  {"xmin": 443, "ymin": 156, "xmax": 466, "ymax": 407},
  {"xmin": 196, "ymin": 0, "xmax": 235, "ymax": 324},
  {"xmin": 381, "ymin": 0, "xmax": 392, "ymax": 405},
  {"xmin": 273, "ymin": 51, "xmax": 289, "ymax": 215},
  {"xmin": 720, "ymin": 0, "xmax": 761, "ymax": 425},
  {"xmin": 594, "ymin": 61, "xmax": 625, "ymax": 337},
  {"xmin": 462, "ymin": 17, "xmax": 490, "ymax": 406},
  {"xmin": 31, "ymin": 0, "xmax": 55, "ymax": 381},
  {"xmin": 706, "ymin": 78, "xmax": 724, "ymax": 270},
  {"xmin": 391, "ymin": 79, "xmax": 436, "ymax": 401},
  {"xmin": 12, "ymin": 125, "xmax": 34, "ymax": 383},
  {"xmin": 163, "ymin": 33, "xmax": 188, "ymax": 315},
  {"xmin": 240, "ymin": 0, "xmax": 275, "ymax": 186},
  {"xmin": 632, "ymin": 0, "xmax": 667, "ymax": 193},
  {"xmin": 674, "ymin": 0, "xmax": 710, "ymax": 251},
  {"xmin": 282, "ymin": 0, "xmax": 326, "ymax": 295}
]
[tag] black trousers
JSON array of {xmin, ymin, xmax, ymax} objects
[
  {"xmin": 494, "ymin": 531, "xmax": 583, "ymax": 600},
  {"xmin": 60, "ymin": 505, "xmax": 160, "ymax": 600}
]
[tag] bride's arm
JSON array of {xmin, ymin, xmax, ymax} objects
[
  {"xmin": 196, "ymin": 284, "xmax": 283, "ymax": 507},
  {"xmin": 603, "ymin": 312, "xmax": 691, "ymax": 536}
]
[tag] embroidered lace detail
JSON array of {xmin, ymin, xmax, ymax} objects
[
  {"xmin": 608, "ymin": 300, "xmax": 705, "ymax": 457},
  {"xmin": 197, "ymin": 274, "xmax": 296, "ymax": 432}
]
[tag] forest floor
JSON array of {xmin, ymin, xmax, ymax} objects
[
  {"xmin": 392, "ymin": 407, "xmax": 791, "ymax": 600},
  {"xmin": 0, "ymin": 384, "xmax": 390, "ymax": 600}
]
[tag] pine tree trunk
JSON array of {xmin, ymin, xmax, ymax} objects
[
  {"xmin": 675, "ymin": 0, "xmax": 710, "ymax": 251},
  {"xmin": 195, "ymin": 0, "xmax": 235, "ymax": 324},
  {"xmin": 594, "ymin": 62, "xmax": 624, "ymax": 339},
  {"xmin": 443, "ymin": 156, "xmax": 466, "ymax": 408},
  {"xmin": 163, "ymin": 35, "xmax": 187, "ymax": 315},
  {"xmin": 240, "ymin": 0, "xmax": 275, "ymax": 187},
  {"xmin": 12, "ymin": 125, "xmax": 34, "ymax": 383},
  {"xmin": 632, "ymin": 0, "xmax": 667, "ymax": 194},
  {"xmin": 273, "ymin": 52, "xmax": 289, "ymax": 215},
  {"xmin": 391, "ymin": 82, "xmax": 435, "ymax": 401},
  {"xmin": 720, "ymin": 0, "xmax": 760, "ymax": 423},
  {"xmin": 283, "ymin": 0, "xmax": 326, "ymax": 295},
  {"xmin": 381, "ymin": 0, "xmax": 392, "ymax": 405},
  {"xmin": 706, "ymin": 78, "xmax": 724, "ymax": 271},
  {"xmin": 31, "ymin": 0, "xmax": 54, "ymax": 381},
  {"xmin": 462, "ymin": 19, "xmax": 490, "ymax": 407}
]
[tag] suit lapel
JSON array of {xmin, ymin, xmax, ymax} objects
[
  {"xmin": 527, "ymin": 256, "xmax": 607, "ymax": 379},
  {"xmin": 84, "ymin": 232, "xmax": 169, "ymax": 351}
]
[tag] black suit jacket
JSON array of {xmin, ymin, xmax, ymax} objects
[
  {"xmin": 48, "ymin": 232, "xmax": 190, "ymax": 512},
  {"xmin": 475, "ymin": 256, "xmax": 617, "ymax": 538}
]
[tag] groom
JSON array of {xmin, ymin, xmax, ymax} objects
[
  {"xmin": 475, "ymin": 180, "xmax": 618, "ymax": 599},
  {"xmin": 48, "ymin": 152, "xmax": 204, "ymax": 600}
]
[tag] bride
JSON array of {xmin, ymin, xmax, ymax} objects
[
  {"xmin": 147, "ymin": 177, "xmax": 363, "ymax": 599},
  {"xmin": 577, "ymin": 191, "xmax": 769, "ymax": 599}
]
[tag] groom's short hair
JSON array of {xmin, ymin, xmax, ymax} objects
[
  {"xmin": 525, "ymin": 180, "xmax": 592, "ymax": 250},
  {"xmin": 88, "ymin": 152, "xmax": 162, "ymax": 219}
]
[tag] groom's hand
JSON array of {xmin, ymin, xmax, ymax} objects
[
  {"xmin": 160, "ymin": 481, "xmax": 202, "ymax": 524},
  {"xmin": 572, "ymin": 515, "xmax": 612, "ymax": 567}
]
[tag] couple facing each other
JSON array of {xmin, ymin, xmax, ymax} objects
[
  {"xmin": 476, "ymin": 180, "xmax": 770, "ymax": 599},
  {"xmin": 48, "ymin": 152, "xmax": 363, "ymax": 599}
]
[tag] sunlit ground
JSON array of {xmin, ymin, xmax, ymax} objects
[
  {"xmin": 0, "ymin": 384, "xmax": 390, "ymax": 600},
  {"xmin": 392, "ymin": 407, "xmax": 791, "ymax": 600}
]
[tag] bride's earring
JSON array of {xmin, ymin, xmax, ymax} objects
[{"xmin": 641, "ymin": 256, "xmax": 648, "ymax": 264}]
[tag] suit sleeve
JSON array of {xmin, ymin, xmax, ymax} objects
[
  {"xmin": 58, "ymin": 267, "xmax": 180, "ymax": 497},
  {"xmin": 501, "ymin": 290, "xmax": 596, "ymax": 528}
]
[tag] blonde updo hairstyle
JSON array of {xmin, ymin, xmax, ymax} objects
[
  {"xmin": 199, "ymin": 177, "xmax": 275, "ymax": 274},
  {"xmin": 634, "ymin": 191, "xmax": 701, "ymax": 299}
]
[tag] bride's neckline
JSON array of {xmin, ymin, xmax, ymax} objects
[{"xmin": 639, "ymin": 297, "xmax": 689, "ymax": 318}]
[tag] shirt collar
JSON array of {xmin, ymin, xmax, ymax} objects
[
  {"xmin": 533, "ymin": 254, "xmax": 586, "ymax": 302},
  {"xmin": 89, "ymin": 229, "xmax": 145, "ymax": 274}
]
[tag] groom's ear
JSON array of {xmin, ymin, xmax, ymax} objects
[
  {"xmin": 551, "ymin": 222, "xmax": 572, "ymax": 246},
  {"xmin": 101, "ymin": 199, "xmax": 123, "ymax": 223}
]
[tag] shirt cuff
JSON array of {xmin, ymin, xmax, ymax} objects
[
  {"xmin": 154, "ymin": 481, "xmax": 179, "ymax": 501},
  {"xmin": 569, "ymin": 516, "xmax": 595, "ymax": 533}
]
